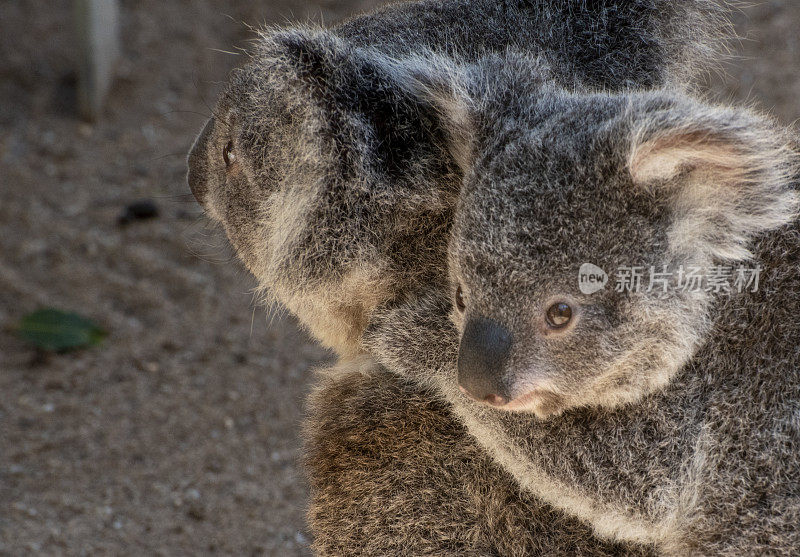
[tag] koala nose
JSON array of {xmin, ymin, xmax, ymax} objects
[
  {"xmin": 457, "ymin": 317, "xmax": 513, "ymax": 405},
  {"xmin": 187, "ymin": 118, "xmax": 214, "ymax": 205}
]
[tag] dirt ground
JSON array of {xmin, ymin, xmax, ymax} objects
[{"xmin": 0, "ymin": 1, "xmax": 798, "ymax": 555}]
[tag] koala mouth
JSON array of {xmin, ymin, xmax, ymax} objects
[
  {"xmin": 496, "ymin": 387, "xmax": 565, "ymax": 417},
  {"xmin": 458, "ymin": 380, "xmax": 565, "ymax": 417}
]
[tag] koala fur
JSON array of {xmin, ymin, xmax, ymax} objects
[
  {"xmin": 186, "ymin": 0, "xmax": 743, "ymax": 554},
  {"xmin": 188, "ymin": 0, "xmax": 730, "ymax": 357},
  {"xmin": 305, "ymin": 358, "xmax": 654, "ymax": 556},
  {"xmin": 363, "ymin": 54, "xmax": 800, "ymax": 554}
]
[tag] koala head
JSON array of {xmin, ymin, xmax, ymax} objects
[
  {"xmin": 187, "ymin": 28, "xmax": 460, "ymax": 355},
  {"xmin": 431, "ymin": 57, "xmax": 799, "ymax": 417}
]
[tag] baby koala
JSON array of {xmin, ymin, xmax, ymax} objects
[
  {"xmin": 187, "ymin": 0, "xmax": 729, "ymax": 357},
  {"xmin": 364, "ymin": 51, "xmax": 800, "ymax": 554},
  {"xmin": 428, "ymin": 58, "xmax": 799, "ymax": 417}
]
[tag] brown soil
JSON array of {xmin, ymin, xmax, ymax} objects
[{"xmin": 0, "ymin": 1, "xmax": 797, "ymax": 555}]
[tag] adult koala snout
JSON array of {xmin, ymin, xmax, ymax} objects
[
  {"xmin": 187, "ymin": 117, "xmax": 214, "ymax": 206},
  {"xmin": 457, "ymin": 317, "xmax": 514, "ymax": 406}
]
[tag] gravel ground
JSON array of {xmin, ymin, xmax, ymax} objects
[{"xmin": 0, "ymin": 1, "xmax": 797, "ymax": 555}]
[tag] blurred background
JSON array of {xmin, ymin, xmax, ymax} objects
[{"xmin": 0, "ymin": 1, "xmax": 797, "ymax": 555}]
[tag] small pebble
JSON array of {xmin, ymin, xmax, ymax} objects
[{"xmin": 118, "ymin": 199, "xmax": 159, "ymax": 224}]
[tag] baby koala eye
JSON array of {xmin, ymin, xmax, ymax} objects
[
  {"xmin": 455, "ymin": 285, "xmax": 466, "ymax": 313},
  {"xmin": 545, "ymin": 302, "xmax": 572, "ymax": 329},
  {"xmin": 222, "ymin": 140, "xmax": 236, "ymax": 166}
]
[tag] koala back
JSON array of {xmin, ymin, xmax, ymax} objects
[{"xmin": 335, "ymin": 0, "xmax": 731, "ymax": 89}]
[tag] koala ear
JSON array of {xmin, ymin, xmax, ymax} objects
[
  {"xmin": 251, "ymin": 28, "xmax": 470, "ymax": 209},
  {"xmin": 629, "ymin": 107, "xmax": 799, "ymax": 261}
]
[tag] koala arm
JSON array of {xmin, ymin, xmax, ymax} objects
[{"xmin": 305, "ymin": 357, "xmax": 654, "ymax": 556}]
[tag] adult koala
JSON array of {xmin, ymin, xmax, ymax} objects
[{"xmin": 187, "ymin": 0, "xmax": 731, "ymax": 554}]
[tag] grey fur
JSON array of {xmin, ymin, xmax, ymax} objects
[
  {"xmin": 186, "ymin": 0, "xmax": 742, "ymax": 554},
  {"xmin": 306, "ymin": 358, "xmax": 654, "ymax": 556},
  {"xmin": 363, "ymin": 58, "xmax": 800, "ymax": 554}
]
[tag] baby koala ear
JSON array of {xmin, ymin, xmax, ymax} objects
[{"xmin": 628, "ymin": 104, "xmax": 799, "ymax": 261}]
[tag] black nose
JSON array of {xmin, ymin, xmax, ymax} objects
[
  {"xmin": 187, "ymin": 118, "xmax": 214, "ymax": 205},
  {"xmin": 457, "ymin": 317, "xmax": 513, "ymax": 405}
]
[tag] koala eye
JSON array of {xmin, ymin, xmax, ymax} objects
[
  {"xmin": 223, "ymin": 140, "xmax": 236, "ymax": 166},
  {"xmin": 455, "ymin": 285, "xmax": 466, "ymax": 313},
  {"xmin": 545, "ymin": 302, "xmax": 572, "ymax": 329}
]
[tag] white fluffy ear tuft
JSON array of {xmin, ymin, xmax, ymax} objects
[
  {"xmin": 629, "ymin": 110, "xmax": 799, "ymax": 262},
  {"xmin": 631, "ymin": 130, "xmax": 745, "ymax": 184}
]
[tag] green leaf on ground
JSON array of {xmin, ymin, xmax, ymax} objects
[{"xmin": 16, "ymin": 308, "xmax": 107, "ymax": 352}]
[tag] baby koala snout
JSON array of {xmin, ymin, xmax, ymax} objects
[{"xmin": 457, "ymin": 317, "xmax": 513, "ymax": 406}]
